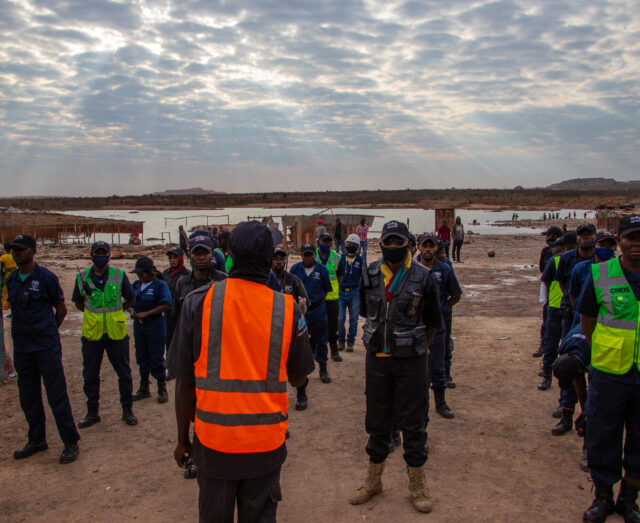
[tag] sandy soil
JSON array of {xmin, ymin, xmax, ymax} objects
[{"xmin": 0, "ymin": 233, "xmax": 615, "ymax": 522}]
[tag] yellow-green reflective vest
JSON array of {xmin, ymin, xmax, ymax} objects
[
  {"xmin": 591, "ymin": 256, "xmax": 640, "ymax": 375},
  {"xmin": 316, "ymin": 249, "xmax": 341, "ymax": 301},
  {"xmin": 548, "ymin": 256, "xmax": 562, "ymax": 309},
  {"xmin": 77, "ymin": 266, "xmax": 128, "ymax": 341}
]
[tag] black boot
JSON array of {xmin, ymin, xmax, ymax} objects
[
  {"xmin": 584, "ymin": 484, "xmax": 615, "ymax": 522},
  {"xmin": 296, "ymin": 378, "xmax": 309, "ymax": 410},
  {"xmin": 435, "ymin": 389, "xmax": 454, "ymax": 419},
  {"xmin": 445, "ymin": 369, "xmax": 456, "ymax": 389},
  {"xmin": 616, "ymin": 480, "xmax": 640, "ymax": 523},
  {"xmin": 552, "ymin": 408, "xmax": 574, "ymax": 436},
  {"xmin": 331, "ymin": 348, "xmax": 343, "ymax": 362},
  {"xmin": 133, "ymin": 378, "xmax": 151, "ymax": 401},
  {"xmin": 157, "ymin": 378, "xmax": 168, "ymax": 404},
  {"xmin": 319, "ymin": 362, "xmax": 332, "ymax": 383},
  {"xmin": 532, "ymin": 346, "xmax": 543, "ymax": 357},
  {"xmin": 122, "ymin": 409, "xmax": 138, "ymax": 426},
  {"xmin": 78, "ymin": 411, "xmax": 101, "ymax": 429},
  {"xmin": 538, "ymin": 366, "xmax": 552, "ymax": 391}
]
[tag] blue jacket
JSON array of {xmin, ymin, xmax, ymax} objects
[
  {"xmin": 558, "ymin": 325, "xmax": 590, "ymax": 369},
  {"xmin": 290, "ymin": 262, "xmax": 332, "ymax": 308},
  {"xmin": 340, "ymin": 254, "xmax": 363, "ymax": 289},
  {"xmin": 132, "ymin": 279, "xmax": 172, "ymax": 321}
]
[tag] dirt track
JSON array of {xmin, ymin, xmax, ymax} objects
[{"xmin": 0, "ymin": 234, "xmax": 615, "ymax": 522}]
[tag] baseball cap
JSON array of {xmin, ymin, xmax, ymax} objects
[
  {"xmin": 576, "ymin": 223, "xmax": 596, "ymax": 234},
  {"xmin": 550, "ymin": 231, "xmax": 577, "ymax": 248},
  {"xmin": 596, "ymin": 231, "xmax": 617, "ymax": 245},
  {"xmin": 189, "ymin": 235, "xmax": 214, "ymax": 252},
  {"xmin": 317, "ymin": 219, "xmax": 323, "ymax": 224},
  {"xmin": 301, "ymin": 243, "xmax": 315, "ymax": 254},
  {"xmin": 618, "ymin": 215, "xmax": 640, "ymax": 236},
  {"xmin": 541, "ymin": 226, "xmax": 563, "ymax": 237},
  {"xmin": 381, "ymin": 221, "xmax": 410, "ymax": 241},
  {"xmin": 274, "ymin": 247, "xmax": 287, "ymax": 257},
  {"xmin": 90, "ymin": 241, "xmax": 111, "ymax": 254},
  {"xmin": 132, "ymin": 256, "xmax": 156, "ymax": 274},
  {"xmin": 10, "ymin": 234, "xmax": 36, "ymax": 250},
  {"xmin": 229, "ymin": 221, "xmax": 274, "ymax": 263},
  {"xmin": 346, "ymin": 233, "xmax": 360, "ymax": 245},
  {"xmin": 319, "ymin": 233, "xmax": 332, "ymax": 242},
  {"xmin": 418, "ymin": 232, "xmax": 439, "ymax": 246},
  {"xmin": 166, "ymin": 247, "xmax": 184, "ymax": 256}
]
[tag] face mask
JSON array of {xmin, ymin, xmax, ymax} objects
[
  {"xmin": 92, "ymin": 255, "xmax": 110, "ymax": 268},
  {"xmin": 595, "ymin": 248, "xmax": 615, "ymax": 261},
  {"xmin": 318, "ymin": 244, "xmax": 330, "ymax": 254},
  {"xmin": 381, "ymin": 246, "xmax": 408, "ymax": 263},
  {"xmin": 346, "ymin": 245, "xmax": 358, "ymax": 254}
]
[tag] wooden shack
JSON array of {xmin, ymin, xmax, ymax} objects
[
  {"xmin": 280, "ymin": 213, "xmax": 376, "ymax": 250},
  {"xmin": 434, "ymin": 208, "xmax": 455, "ymax": 232},
  {"xmin": 596, "ymin": 209, "xmax": 635, "ymax": 233}
]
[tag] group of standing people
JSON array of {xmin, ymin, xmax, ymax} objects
[{"xmin": 536, "ymin": 219, "xmax": 640, "ymax": 523}]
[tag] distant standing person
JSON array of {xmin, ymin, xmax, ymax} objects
[
  {"xmin": 7, "ymin": 234, "xmax": 80, "ymax": 463},
  {"xmin": 356, "ymin": 218, "xmax": 369, "ymax": 263},
  {"xmin": 451, "ymin": 216, "xmax": 464, "ymax": 263},
  {"xmin": 315, "ymin": 219, "xmax": 327, "ymax": 240},
  {"xmin": 437, "ymin": 219, "xmax": 451, "ymax": 257},
  {"xmin": 334, "ymin": 218, "xmax": 347, "ymax": 255},
  {"xmin": 1, "ymin": 242, "xmax": 17, "ymax": 310},
  {"xmin": 178, "ymin": 225, "xmax": 190, "ymax": 256}
]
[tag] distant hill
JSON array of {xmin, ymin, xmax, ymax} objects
[
  {"xmin": 151, "ymin": 187, "xmax": 226, "ymax": 196},
  {"xmin": 546, "ymin": 178, "xmax": 640, "ymax": 191}
]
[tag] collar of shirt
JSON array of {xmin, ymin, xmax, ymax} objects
[{"xmin": 380, "ymin": 251, "xmax": 412, "ymax": 288}]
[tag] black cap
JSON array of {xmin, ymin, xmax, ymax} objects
[
  {"xmin": 189, "ymin": 229, "xmax": 210, "ymax": 239},
  {"xmin": 550, "ymin": 231, "xmax": 577, "ymax": 248},
  {"xmin": 418, "ymin": 232, "xmax": 439, "ymax": 246},
  {"xmin": 10, "ymin": 234, "xmax": 36, "ymax": 249},
  {"xmin": 90, "ymin": 241, "xmax": 111, "ymax": 254},
  {"xmin": 166, "ymin": 247, "xmax": 184, "ymax": 256},
  {"xmin": 596, "ymin": 231, "xmax": 617, "ymax": 244},
  {"xmin": 576, "ymin": 222, "xmax": 596, "ymax": 234},
  {"xmin": 218, "ymin": 230, "xmax": 230, "ymax": 240},
  {"xmin": 274, "ymin": 247, "xmax": 287, "ymax": 257},
  {"xmin": 319, "ymin": 233, "xmax": 332, "ymax": 242},
  {"xmin": 229, "ymin": 221, "xmax": 273, "ymax": 263},
  {"xmin": 618, "ymin": 215, "xmax": 640, "ymax": 236},
  {"xmin": 301, "ymin": 243, "xmax": 315, "ymax": 254},
  {"xmin": 541, "ymin": 226, "xmax": 563, "ymax": 237},
  {"xmin": 408, "ymin": 233, "xmax": 416, "ymax": 246},
  {"xmin": 189, "ymin": 235, "xmax": 214, "ymax": 252},
  {"xmin": 381, "ymin": 221, "xmax": 410, "ymax": 241},
  {"xmin": 132, "ymin": 256, "xmax": 156, "ymax": 274}
]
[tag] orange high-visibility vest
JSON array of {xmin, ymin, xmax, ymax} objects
[{"xmin": 194, "ymin": 278, "xmax": 294, "ymax": 453}]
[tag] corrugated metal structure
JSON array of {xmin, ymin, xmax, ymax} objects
[
  {"xmin": 0, "ymin": 213, "xmax": 144, "ymax": 244},
  {"xmin": 280, "ymin": 213, "xmax": 377, "ymax": 250}
]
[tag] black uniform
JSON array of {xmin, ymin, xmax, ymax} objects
[
  {"xmin": 275, "ymin": 271, "xmax": 309, "ymax": 307},
  {"xmin": 359, "ymin": 259, "xmax": 441, "ymax": 467},
  {"xmin": 161, "ymin": 266, "xmax": 190, "ymax": 348}
]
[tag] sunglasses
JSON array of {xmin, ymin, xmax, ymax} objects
[{"xmin": 382, "ymin": 237, "xmax": 407, "ymax": 247}]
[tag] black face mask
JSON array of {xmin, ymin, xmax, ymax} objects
[
  {"xmin": 382, "ymin": 246, "xmax": 408, "ymax": 263},
  {"xmin": 346, "ymin": 245, "xmax": 358, "ymax": 254}
]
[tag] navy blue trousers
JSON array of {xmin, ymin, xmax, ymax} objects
[
  {"xmin": 542, "ymin": 307, "xmax": 563, "ymax": 368},
  {"xmin": 428, "ymin": 327, "xmax": 447, "ymax": 392},
  {"xmin": 306, "ymin": 305, "xmax": 329, "ymax": 364},
  {"xmin": 81, "ymin": 335, "xmax": 133, "ymax": 412},
  {"xmin": 586, "ymin": 369, "xmax": 640, "ymax": 486},
  {"xmin": 14, "ymin": 349, "xmax": 79, "ymax": 445},
  {"xmin": 133, "ymin": 320, "xmax": 166, "ymax": 380}
]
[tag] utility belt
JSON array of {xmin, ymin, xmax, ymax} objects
[{"xmin": 340, "ymin": 286, "xmax": 359, "ymax": 293}]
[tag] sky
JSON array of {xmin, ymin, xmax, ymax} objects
[{"xmin": 1, "ymin": 0, "xmax": 639, "ymax": 196}]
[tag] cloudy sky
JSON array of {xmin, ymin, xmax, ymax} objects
[{"xmin": 1, "ymin": 0, "xmax": 639, "ymax": 196}]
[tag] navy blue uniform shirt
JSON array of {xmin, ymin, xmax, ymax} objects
[
  {"xmin": 6, "ymin": 263, "xmax": 64, "ymax": 353},
  {"xmin": 132, "ymin": 278, "xmax": 173, "ymax": 321},
  {"xmin": 540, "ymin": 255, "xmax": 558, "ymax": 285},
  {"xmin": 290, "ymin": 262, "xmax": 332, "ymax": 307},
  {"xmin": 578, "ymin": 257, "xmax": 640, "ymax": 383},
  {"xmin": 557, "ymin": 325, "xmax": 590, "ymax": 369},
  {"xmin": 555, "ymin": 248, "xmax": 593, "ymax": 308},
  {"xmin": 340, "ymin": 254, "xmax": 363, "ymax": 288},
  {"xmin": 428, "ymin": 259, "xmax": 462, "ymax": 314},
  {"xmin": 72, "ymin": 266, "xmax": 135, "ymax": 309}
]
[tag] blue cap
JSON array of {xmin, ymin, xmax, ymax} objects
[
  {"xmin": 166, "ymin": 247, "xmax": 184, "ymax": 256},
  {"xmin": 90, "ymin": 241, "xmax": 110, "ymax": 254},
  {"xmin": 132, "ymin": 256, "xmax": 156, "ymax": 274}
]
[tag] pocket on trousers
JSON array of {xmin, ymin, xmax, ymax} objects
[
  {"xmin": 393, "ymin": 330, "xmax": 415, "ymax": 358},
  {"xmin": 362, "ymin": 323, "xmax": 380, "ymax": 352}
]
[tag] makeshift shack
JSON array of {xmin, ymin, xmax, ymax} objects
[
  {"xmin": 434, "ymin": 208, "xmax": 456, "ymax": 232},
  {"xmin": 280, "ymin": 213, "xmax": 377, "ymax": 250}
]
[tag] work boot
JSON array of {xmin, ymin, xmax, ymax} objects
[
  {"xmin": 532, "ymin": 346, "xmax": 543, "ymax": 357},
  {"xmin": 552, "ymin": 405, "xmax": 563, "ymax": 418},
  {"xmin": 295, "ymin": 381, "xmax": 308, "ymax": 411},
  {"xmin": 538, "ymin": 368, "xmax": 545, "ymax": 377},
  {"xmin": 407, "ymin": 465, "xmax": 434, "ymax": 513},
  {"xmin": 337, "ymin": 341, "xmax": 345, "ymax": 351},
  {"xmin": 157, "ymin": 378, "xmax": 168, "ymax": 404},
  {"xmin": 445, "ymin": 369, "xmax": 456, "ymax": 389},
  {"xmin": 122, "ymin": 409, "xmax": 138, "ymax": 426},
  {"xmin": 13, "ymin": 441, "xmax": 48, "ymax": 460},
  {"xmin": 552, "ymin": 408, "xmax": 574, "ymax": 436},
  {"xmin": 538, "ymin": 366, "xmax": 552, "ymax": 391},
  {"xmin": 616, "ymin": 480, "xmax": 640, "ymax": 523},
  {"xmin": 348, "ymin": 461, "xmax": 385, "ymax": 505},
  {"xmin": 77, "ymin": 412, "xmax": 101, "ymax": 429},
  {"xmin": 331, "ymin": 348, "xmax": 343, "ymax": 362},
  {"xmin": 319, "ymin": 362, "xmax": 332, "ymax": 383},
  {"xmin": 435, "ymin": 389, "xmax": 454, "ymax": 419},
  {"xmin": 580, "ymin": 448, "xmax": 590, "ymax": 473},
  {"xmin": 60, "ymin": 442, "xmax": 79, "ymax": 464},
  {"xmin": 388, "ymin": 430, "xmax": 401, "ymax": 453},
  {"xmin": 346, "ymin": 344, "xmax": 354, "ymax": 352},
  {"xmin": 584, "ymin": 484, "xmax": 615, "ymax": 522},
  {"xmin": 133, "ymin": 379, "xmax": 151, "ymax": 401}
]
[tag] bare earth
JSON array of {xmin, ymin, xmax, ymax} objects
[{"xmin": 0, "ymin": 234, "xmax": 615, "ymax": 522}]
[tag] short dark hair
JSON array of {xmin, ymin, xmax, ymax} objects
[{"xmin": 3, "ymin": 242, "xmax": 11, "ymax": 252}]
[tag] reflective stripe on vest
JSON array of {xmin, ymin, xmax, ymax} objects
[
  {"xmin": 591, "ymin": 257, "xmax": 640, "ymax": 374},
  {"xmin": 317, "ymin": 249, "xmax": 340, "ymax": 301},
  {"xmin": 194, "ymin": 279, "xmax": 294, "ymax": 453},
  {"xmin": 79, "ymin": 266, "xmax": 128, "ymax": 341},
  {"xmin": 548, "ymin": 256, "xmax": 562, "ymax": 309}
]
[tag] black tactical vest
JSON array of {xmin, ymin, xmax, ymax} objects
[{"xmin": 361, "ymin": 260, "xmax": 432, "ymax": 357}]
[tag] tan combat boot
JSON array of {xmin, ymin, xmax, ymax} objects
[
  {"xmin": 407, "ymin": 465, "xmax": 433, "ymax": 513},
  {"xmin": 348, "ymin": 461, "xmax": 385, "ymax": 505}
]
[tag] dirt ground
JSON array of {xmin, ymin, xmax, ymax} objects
[{"xmin": 0, "ymin": 233, "xmax": 618, "ymax": 522}]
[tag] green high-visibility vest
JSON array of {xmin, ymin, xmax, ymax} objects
[
  {"xmin": 316, "ymin": 249, "xmax": 341, "ymax": 301},
  {"xmin": 215, "ymin": 248, "xmax": 234, "ymax": 272},
  {"xmin": 548, "ymin": 256, "xmax": 562, "ymax": 309},
  {"xmin": 591, "ymin": 256, "xmax": 640, "ymax": 375},
  {"xmin": 77, "ymin": 266, "xmax": 128, "ymax": 341}
]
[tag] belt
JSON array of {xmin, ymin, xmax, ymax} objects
[{"xmin": 340, "ymin": 286, "xmax": 359, "ymax": 292}]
